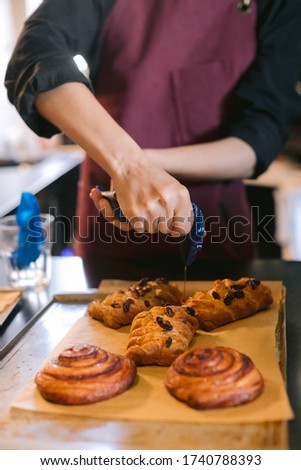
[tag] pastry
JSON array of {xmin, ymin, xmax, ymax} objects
[
  {"xmin": 165, "ymin": 346, "xmax": 264, "ymax": 409},
  {"xmin": 88, "ymin": 277, "xmax": 182, "ymax": 329},
  {"xmin": 126, "ymin": 305, "xmax": 199, "ymax": 365},
  {"xmin": 184, "ymin": 277, "xmax": 273, "ymax": 331},
  {"xmin": 35, "ymin": 344, "xmax": 136, "ymax": 405}
]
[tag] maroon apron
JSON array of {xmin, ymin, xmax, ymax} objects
[{"xmin": 75, "ymin": 0, "xmax": 257, "ymax": 260}]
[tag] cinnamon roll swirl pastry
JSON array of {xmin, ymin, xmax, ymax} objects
[
  {"xmin": 185, "ymin": 278, "xmax": 273, "ymax": 331},
  {"xmin": 126, "ymin": 305, "xmax": 199, "ymax": 366},
  {"xmin": 35, "ymin": 344, "xmax": 136, "ymax": 405},
  {"xmin": 88, "ymin": 277, "xmax": 182, "ymax": 329},
  {"xmin": 165, "ymin": 346, "xmax": 264, "ymax": 409}
]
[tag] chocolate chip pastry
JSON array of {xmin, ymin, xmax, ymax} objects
[
  {"xmin": 165, "ymin": 346, "xmax": 264, "ymax": 409},
  {"xmin": 184, "ymin": 278, "xmax": 273, "ymax": 331},
  {"xmin": 126, "ymin": 305, "xmax": 199, "ymax": 366},
  {"xmin": 87, "ymin": 277, "xmax": 182, "ymax": 329},
  {"xmin": 35, "ymin": 344, "xmax": 136, "ymax": 405}
]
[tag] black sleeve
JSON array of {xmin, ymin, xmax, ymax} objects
[
  {"xmin": 4, "ymin": 0, "xmax": 115, "ymax": 138},
  {"xmin": 225, "ymin": 0, "xmax": 301, "ymax": 176}
]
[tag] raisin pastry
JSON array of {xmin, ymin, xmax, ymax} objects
[
  {"xmin": 165, "ymin": 346, "xmax": 264, "ymax": 409},
  {"xmin": 184, "ymin": 277, "xmax": 273, "ymax": 331},
  {"xmin": 126, "ymin": 305, "xmax": 199, "ymax": 366},
  {"xmin": 35, "ymin": 344, "xmax": 136, "ymax": 405},
  {"xmin": 88, "ymin": 277, "xmax": 182, "ymax": 329}
]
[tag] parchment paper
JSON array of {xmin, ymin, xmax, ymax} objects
[
  {"xmin": 12, "ymin": 280, "xmax": 294, "ymax": 424},
  {"xmin": 0, "ymin": 288, "xmax": 23, "ymax": 325}
]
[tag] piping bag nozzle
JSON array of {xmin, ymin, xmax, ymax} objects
[
  {"xmin": 96, "ymin": 188, "xmax": 128, "ymax": 223},
  {"xmin": 179, "ymin": 203, "xmax": 205, "ymax": 267}
]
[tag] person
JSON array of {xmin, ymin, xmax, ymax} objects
[{"xmin": 5, "ymin": 0, "xmax": 301, "ymax": 261}]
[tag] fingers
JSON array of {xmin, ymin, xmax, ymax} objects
[
  {"xmin": 171, "ymin": 188, "xmax": 194, "ymax": 237},
  {"xmin": 89, "ymin": 182, "xmax": 193, "ymax": 237},
  {"xmin": 156, "ymin": 186, "xmax": 193, "ymax": 237},
  {"xmin": 128, "ymin": 194, "xmax": 192, "ymax": 236},
  {"xmin": 141, "ymin": 199, "xmax": 171, "ymax": 234},
  {"xmin": 89, "ymin": 188, "xmax": 103, "ymax": 210},
  {"xmin": 89, "ymin": 188, "xmax": 113, "ymax": 219},
  {"xmin": 89, "ymin": 188, "xmax": 131, "ymax": 232}
]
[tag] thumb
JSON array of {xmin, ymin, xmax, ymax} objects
[
  {"xmin": 89, "ymin": 188, "xmax": 114, "ymax": 220},
  {"xmin": 89, "ymin": 188, "xmax": 131, "ymax": 231}
]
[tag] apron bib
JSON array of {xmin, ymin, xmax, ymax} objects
[{"xmin": 75, "ymin": 0, "xmax": 257, "ymax": 260}]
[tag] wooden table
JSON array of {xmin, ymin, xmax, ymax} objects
[{"xmin": 0, "ymin": 257, "xmax": 300, "ymax": 450}]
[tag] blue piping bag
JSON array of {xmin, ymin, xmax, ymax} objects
[
  {"xmin": 98, "ymin": 189, "xmax": 204, "ymax": 266},
  {"xmin": 12, "ymin": 192, "xmax": 45, "ymax": 269},
  {"xmin": 98, "ymin": 189, "xmax": 128, "ymax": 223},
  {"xmin": 178, "ymin": 203, "xmax": 205, "ymax": 267}
]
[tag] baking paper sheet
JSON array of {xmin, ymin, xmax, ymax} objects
[
  {"xmin": 0, "ymin": 288, "xmax": 23, "ymax": 325},
  {"xmin": 12, "ymin": 280, "xmax": 293, "ymax": 424}
]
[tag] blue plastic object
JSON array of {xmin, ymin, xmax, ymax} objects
[
  {"xmin": 13, "ymin": 192, "xmax": 45, "ymax": 269},
  {"xmin": 179, "ymin": 203, "xmax": 205, "ymax": 267},
  {"xmin": 97, "ymin": 188, "xmax": 204, "ymax": 266}
]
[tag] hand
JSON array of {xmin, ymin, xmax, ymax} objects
[{"xmin": 90, "ymin": 153, "xmax": 193, "ymax": 236}]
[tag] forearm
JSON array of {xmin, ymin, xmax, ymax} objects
[
  {"xmin": 35, "ymin": 81, "xmax": 193, "ymax": 235},
  {"xmin": 145, "ymin": 137, "xmax": 257, "ymax": 180},
  {"xmin": 35, "ymin": 82, "xmax": 142, "ymax": 177}
]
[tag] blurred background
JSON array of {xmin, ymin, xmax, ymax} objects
[
  {"xmin": 0, "ymin": 0, "xmax": 59, "ymax": 163},
  {"xmin": 1, "ymin": 0, "xmax": 301, "ymax": 260},
  {"xmin": 0, "ymin": 0, "xmax": 84, "ymax": 257}
]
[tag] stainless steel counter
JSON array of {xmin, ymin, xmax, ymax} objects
[{"xmin": 0, "ymin": 256, "xmax": 300, "ymax": 449}]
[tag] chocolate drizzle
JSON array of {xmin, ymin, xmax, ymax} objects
[
  {"xmin": 247, "ymin": 279, "xmax": 260, "ymax": 290},
  {"xmin": 224, "ymin": 290, "xmax": 245, "ymax": 305},
  {"xmin": 156, "ymin": 316, "xmax": 173, "ymax": 331},
  {"xmin": 129, "ymin": 284, "xmax": 152, "ymax": 298},
  {"xmin": 155, "ymin": 277, "xmax": 169, "ymax": 284},
  {"xmin": 234, "ymin": 290, "xmax": 245, "ymax": 299},
  {"xmin": 223, "ymin": 293, "xmax": 235, "ymax": 305},
  {"xmin": 212, "ymin": 291, "xmax": 220, "ymax": 300},
  {"xmin": 230, "ymin": 284, "xmax": 246, "ymax": 290},
  {"xmin": 137, "ymin": 277, "xmax": 150, "ymax": 286},
  {"xmin": 123, "ymin": 298, "xmax": 135, "ymax": 312},
  {"xmin": 185, "ymin": 306, "xmax": 195, "ymax": 316},
  {"xmin": 165, "ymin": 306, "xmax": 174, "ymax": 317}
]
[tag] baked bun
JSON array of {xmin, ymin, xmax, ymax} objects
[
  {"xmin": 165, "ymin": 346, "xmax": 264, "ymax": 409},
  {"xmin": 185, "ymin": 278, "xmax": 273, "ymax": 331},
  {"xmin": 126, "ymin": 305, "xmax": 199, "ymax": 366},
  {"xmin": 35, "ymin": 344, "xmax": 136, "ymax": 405},
  {"xmin": 88, "ymin": 277, "xmax": 182, "ymax": 329}
]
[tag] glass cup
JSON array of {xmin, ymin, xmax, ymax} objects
[{"xmin": 0, "ymin": 213, "xmax": 54, "ymax": 288}]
